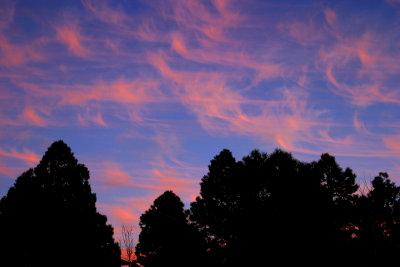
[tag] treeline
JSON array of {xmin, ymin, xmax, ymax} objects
[
  {"xmin": 135, "ymin": 149, "xmax": 400, "ymax": 266},
  {"xmin": 1, "ymin": 141, "xmax": 400, "ymax": 266}
]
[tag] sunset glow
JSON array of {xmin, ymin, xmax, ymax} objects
[{"xmin": 1, "ymin": 0, "xmax": 400, "ymax": 242}]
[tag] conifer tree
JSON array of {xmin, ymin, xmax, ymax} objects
[{"xmin": 0, "ymin": 140, "xmax": 120, "ymax": 267}]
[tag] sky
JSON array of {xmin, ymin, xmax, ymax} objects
[{"xmin": 1, "ymin": 0, "xmax": 400, "ymax": 252}]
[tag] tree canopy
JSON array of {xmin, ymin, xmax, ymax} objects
[
  {"xmin": 137, "ymin": 148, "xmax": 400, "ymax": 266},
  {"xmin": 2, "ymin": 142, "xmax": 400, "ymax": 266},
  {"xmin": 0, "ymin": 140, "xmax": 120, "ymax": 267},
  {"xmin": 135, "ymin": 190, "xmax": 205, "ymax": 267}
]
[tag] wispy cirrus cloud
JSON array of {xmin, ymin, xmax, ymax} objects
[
  {"xmin": 96, "ymin": 159, "xmax": 199, "ymax": 200},
  {"xmin": 81, "ymin": 0, "xmax": 131, "ymax": 26},
  {"xmin": 383, "ymin": 135, "xmax": 400, "ymax": 156},
  {"xmin": 97, "ymin": 203, "xmax": 138, "ymax": 225},
  {"xmin": 0, "ymin": 163, "xmax": 14, "ymax": 177},
  {"xmin": 1, "ymin": 0, "xmax": 400, "ymax": 234},
  {"xmin": 148, "ymin": 52, "xmax": 321, "ymax": 152},
  {"xmin": 0, "ymin": 148, "xmax": 40, "ymax": 165},
  {"xmin": 324, "ymin": 8, "xmax": 337, "ymax": 27},
  {"xmin": 19, "ymin": 78, "xmax": 165, "ymax": 106},
  {"xmin": 55, "ymin": 22, "xmax": 90, "ymax": 58},
  {"xmin": 78, "ymin": 112, "xmax": 107, "ymax": 127},
  {"xmin": 319, "ymin": 24, "xmax": 400, "ymax": 107},
  {"xmin": 0, "ymin": 35, "xmax": 45, "ymax": 67},
  {"xmin": 0, "ymin": 2, "xmax": 46, "ymax": 67},
  {"xmin": 21, "ymin": 107, "xmax": 47, "ymax": 127}
]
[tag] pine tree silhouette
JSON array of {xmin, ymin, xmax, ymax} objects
[{"xmin": 0, "ymin": 140, "xmax": 120, "ymax": 267}]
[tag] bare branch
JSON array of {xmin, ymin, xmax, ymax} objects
[{"xmin": 122, "ymin": 225, "xmax": 135, "ymax": 266}]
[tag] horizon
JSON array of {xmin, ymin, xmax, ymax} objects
[{"xmin": 1, "ymin": 0, "xmax": 400, "ymax": 249}]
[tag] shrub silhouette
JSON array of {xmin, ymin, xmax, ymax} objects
[{"xmin": 0, "ymin": 140, "xmax": 120, "ymax": 267}]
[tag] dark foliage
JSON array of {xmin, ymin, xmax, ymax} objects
[
  {"xmin": 0, "ymin": 140, "xmax": 120, "ymax": 267},
  {"xmin": 134, "ymin": 148, "xmax": 400, "ymax": 266},
  {"xmin": 188, "ymin": 148, "xmax": 399, "ymax": 265},
  {"xmin": 3, "ymin": 142, "xmax": 400, "ymax": 266},
  {"xmin": 354, "ymin": 172, "xmax": 400, "ymax": 264},
  {"xmin": 135, "ymin": 190, "xmax": 205, "ymax": 267}
]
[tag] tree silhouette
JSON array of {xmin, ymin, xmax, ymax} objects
[
  {"xmin": 0, "ymin": 140, "xmax": 120, "ymax": 267},
  {"xmin": 353, "ymin": 172, "xmax": 400, "ymax": 264},
  {"xmin": 307, "ymin": 153, "xmax": 360, "ymax": 263},
  {"xmin": 130, "ymin": 148, "xmax": 400, "ymax": 265},
  {"xmin": 7, "ymin": 142, "xmax": 398, "ymax": 266},
  {"xmin": 189, "ymin": 148, "xmax": 362, "ymax": 265},
  {"xmin": 121, "ymin": 225, "xmax": 135, "ymax": 266},
  {"xmin": 189, "ymin": 149, "xmax": 239, "ymax": 264},
  {"xmin": 135, "ymin": 190, "xmax": 205, "ymax": 267}
]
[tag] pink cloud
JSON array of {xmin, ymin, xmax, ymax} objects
[
  {"xmin": 78, "ymin": 112, "xmax": 107, "ymax": 127},
  {"xmin": 133, "ymin": 18, "xmax": 170, "ymax": 43},
  {"xmin": 0, "ymin": 163, "xmax": 14, "ymax": 177},
  {"xmin": 0, "ymin": 36, "xmax": 25, "ymax": 66},
  {"xmin": 97, "ymin": 162, "xmax": 151, "ymax": 189},
  {"xmin": 119, "ymin": 196, "xmax": 156, "ymax": 216},
  {"xmin": 320, "ymin": 32, "xmax": 400, "ymax": 106},
  {"xmin": 317, "ymin": 130, "xmax": 353, "ymax": 146},
  {"xmin": 19, "ymin": 0, "xmax": 284, "ymax": 135},
  {"xmin": 91, "ymin": 112, "xmax": 107, "ymax": 127},
  {"xmin": 0, "ymin": 116, "xmax": 23, "ymax": 127},
  {"xmin": 355, "ymin": 35, "xmax": 378, "ymax": 67},
  {"xmin": 169, "ymin": 44, "xmax": 281, "ymax": 85},
  {"xmin": 97, "ymin": 203, "xmax": 139, "ymax": 225},
  {"xmin": 95, "ymin": 160, "xmax": 199, "ymax": 198},
  {"xmin": 278, "ymin": 21, "xmax": 326, "ymax": 46},
  {"xmin": 0, "ymin": 35, "xmax": 45, "ymax": 66},
  {"xmin": 148, "ymin": 53, "xmax": 321, "ymax": 150},
  {"xmin": 0, "ymin": 148, "xmax": 40, "ymax": 165},
  {"xmin": 383, "ymin": 135, "xmax": 400, "ymax": 155},
  {"xmin": 353, "ymin": 113, "xmax": 370, "ymax": 134},
  {"xmin": 324, "ymin": 8, "xmax": 337, "ymax": 27},
  {"xmin": 104, "ymin": 39, "xmax": 121, "ymax": 53},
  {"xmin": 81, "ymin": 0, "xmax": 131, "ymax": 26},
  {"xmin": 17, "ymin": 78, "xmax": 166, "ymax": 123},
  {"xmin": 169, "ymin": 0, "xmax": 244, "ymax": 43},
  {"xmin": 0, "ymin": 162, "xmax": 26, "ymax": 179},
  {"xmin": 153, "ymin": 132, "xmax": 184, "ymax": 159},
  {"xmin": 171, "ymin": 33, "xmax": 188, "ymax": 55},
  {"xmin": 113, "ymin": 206, "xmax": 138, "ymax": 223},
  {"xmin": 55, "ymin": 24, "xmax": 90, "ymax": 57},
  {"xmin": 151, "ymin": 168, "xmax": 197, "ymax": 197},
  {"xmin": 123, "ymin": 3, "xmax": 282, "ymax": 90},
  {"xmin": 82, "ymin": 0, "xmax": 169, "ymax": 45},
  {"xmin": 276, "ymin": 134, "xmax": 393, "ymax": 158},
  {"xmin": 325, "ymin": 65, "xmax": 340, "ymax": 88},
  {"xmin": 21, "ymin": 107, "xmax": 47, "ymax": 127},
  {"xmin": 59, "ymin": 78, "xmax": 164, "ymax": 106},
  {"xmin": 2, "ymin": 0, "xmax": 398, "ymax": 171}
]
